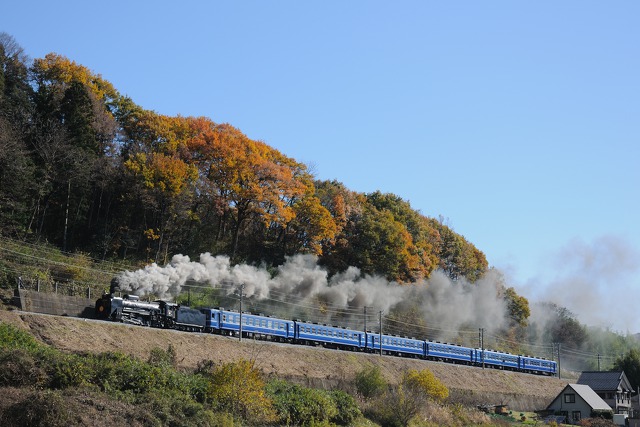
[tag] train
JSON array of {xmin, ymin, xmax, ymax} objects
[{"xmin": 94, "ymin": 292, "xmax": 558, "ymax": 376}]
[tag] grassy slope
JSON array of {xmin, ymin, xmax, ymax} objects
[{"xmin": 0, "ymin": 307, "xmax": 570, "ymax": 412}]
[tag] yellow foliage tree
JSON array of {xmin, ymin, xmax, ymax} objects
[
  {"xmin": 402, "ymin": 368, "xmax": 449, "ymax": 403},
  {"xmin": 206, "ymin": 360, "xmax": 276, "ymax": 424},
  {"xmin": 32, "ymin": 53, "xmax": 119, "ymax": 105}
]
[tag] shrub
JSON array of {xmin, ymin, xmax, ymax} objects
[
  {"xmin": 365, "ymin": 368, "xmax": 449, "ymax": 427},
  {"xmin": 329, "ymin": 389, "xmax": 362, "ymax": 426},
  {"xmin": 89, "ymin": 351, "xmax": 159, "ymax": 395},
  {"xmin": 0, "ymin": 390, "xmax": 73, "ymax": 427},
  {"xmin": 266, "ymin": 379, "xmax": 339, "ymax": 426},
  {"xmin": 355, "ymin": 364, "xmax": 387, "ymax": 398},
  {"xmin": 47, "ymin": 352, "xmax": 91, "ymax": 389},
  {"xmin": 580, "ymin": 417, "xmax": 617, "ymax": 427},
  {"xmin": 141, "ymin": 390, "xmax": 222, "ymax": 427},
  {"xmin": 0, "ymin": 322, "xmax": 43, "ymax": 352},
  {"xmin": 402, "ymin": 368, "xmax": 448, "ymax": 403},
  {"xmin": 148, "ymin": 344, "xmax": 177, "ymax": 368},
  {"xmin": 205, "ymin": 359, "xmax": 276, "ymax": 425},
  {"xmin": 0, "ymin": 348, "xmax": 47, "ymax": 387},
  {"xmin": 365, "ymin": 384, "xmax": 418, "ymax": 427}
]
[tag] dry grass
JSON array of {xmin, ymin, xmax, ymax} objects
[{"xmin": 0, "ymin": 308, "xmax": 569, "ymax": 411}]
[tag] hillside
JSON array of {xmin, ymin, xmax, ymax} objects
[{"xmin": 0, "ymin": 307, "xmax": 569, "ymax": 412}]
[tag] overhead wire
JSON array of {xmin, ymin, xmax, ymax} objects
[{"xmin": 1, "ymin": 235, "xmax": 630, "ymax": 364}]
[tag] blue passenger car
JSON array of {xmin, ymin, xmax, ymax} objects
[
  {"xmin": 482, "ymin": 350, "xmax": 520, "ymax": 370},
  {"xmin": 238, "ymin": 312, "xmax": 294, "ymax": 341},
  {"xmin": 426, "ymin": 342, "xmax": 475, "ymax": 364},
  {"xmin": 366, "ymin": 333, "xmax": 425, "ymax": 357},
  {"xmin": 295, "ymin": 321, "xmax": 364, "ymax": 350},
  {"xmin": 520, "ymin": 356, "xmax": 557, "ymax": 375},
  {"xmin": 201, "ymin": 308, "xmax": 222, "ymax": 333},
  {"xmin": 200, "ymin": 308, "xmax": 294, "ymax": 341}
]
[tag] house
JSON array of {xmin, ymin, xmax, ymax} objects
[
  {"xmin": 578, "ymin": 371, "xmax": 633, "ymax": 415},
  {"xmin": 547, "ymin": 383, "xmax": 612, "ymax": 424}
]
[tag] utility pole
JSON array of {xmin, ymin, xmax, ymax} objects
[
  {"xmin": 62, "ymin": 179, "xmax": 71, "ymax": 252},
  {"xmin": 479, "ymin": 328, "xmax": 485, "ymax": 369},
  {"xmin": 379, "ymin": 310, "xmax": 383, "ymax": 356},
  {"xmin": 598, "ymin": 353, "xmax": 601, "ymax": 371},
  {"xmin": 238, "ymin": 283, "xmax": 244, "ymax": 342},
  {"xmin": 555, "ymin": 343, "xmax": 561, "ymax": 379},
  {"xmin": 363, "ymin": 306, "xmax": 372, "ymax": 333}
]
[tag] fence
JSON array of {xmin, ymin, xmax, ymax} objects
[{"xmin": 13, "ymin": 276, "xmax": 102, "ymax": 318}]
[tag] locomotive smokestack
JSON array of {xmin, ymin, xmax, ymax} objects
[{"xmin": 110, "ymin": 277, "xmax": 121, "ymax": 294}]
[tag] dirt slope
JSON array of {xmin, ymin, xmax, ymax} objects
[{"xmin": 0, "ymin": 308, "xmax": 569, "ymax": 411}]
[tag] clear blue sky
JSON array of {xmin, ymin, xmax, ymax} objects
[{"xmin": 3, "ymin": 1, "xmax": 639, "ymax": 331}]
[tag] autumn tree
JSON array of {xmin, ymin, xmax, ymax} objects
[
  {"xmin": 203, "ymin": 360, "xmax": 276, "ymax": 424},
  {"xmin": 0, "ymin": 36, "xmax": 499, "ymax": 288},
  {"xmin": 369, "ymin": 368, "xmax": 448, "ymax": 427},
  {"xmin": 402, "ymin": 368, "xmax": 449, "ymax": 402},
  {"xmin": 120, "ymin": 112, "xmax": 199, "ymax": 262},
  {"xmin": 366, "ymin": 192, "xmax": 439, "ymax": 280},
  {"xmin": 314, "ymin": 180, "xmax": 363, "ymax": 275},
  {"xmin": 187, "ymin": 122, "xmax": 312, "ymax": 263},
  {"xmin": 284, "ymin": 193, "xmax": 337, "ymax": 256},
  {"xmin": 504, "ymin": 286, "xmax": 530, "ymax": 328}
]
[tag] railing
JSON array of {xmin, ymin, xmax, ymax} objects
[{"xmin": 15, "ymin": 276, "xmax": 106, "ymax": 301}]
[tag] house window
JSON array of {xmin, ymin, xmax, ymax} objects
[
  {"xmin": 564, "ymin": 394, "xmax": 576, "ymax": 403},
  {"xmin": 572, "ymin": 411, "xmax": 581, "ymax": 421}
]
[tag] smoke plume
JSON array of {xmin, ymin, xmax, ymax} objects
[
  {"xmin": 115, "ymin": 253, "xmax": 511, "ymax": 344},
  {"xmin": 528, "ymin": 235, "xmax": 640, "ymax": 333}
]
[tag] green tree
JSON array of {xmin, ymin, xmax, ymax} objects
[
  {"xmin": 355, "ymin": 364, "xmax": 387, "ymax": 398},
  {"xmin": 28, "ymin": 53, "xmax": 120, "ymax": 252},
  {"xmin": 613, "ymin": 349, "xmax": 640, "ymax": 391},
  {"xmin": 349, "ymin": 200, "xmax": 417, "ymax": 282},
  {"xmin": 0, "ymin": 33, "xmax": 35, "ymax": 237},
  {"xmin": 433, "ymin": 220, "xmax": 488, "ymax": 282},
  {"xmin": 544, "ymin": 304, "xmax": 588, "ymax": 349}
]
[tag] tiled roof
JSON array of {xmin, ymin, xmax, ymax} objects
[{"xmin": 577, "ymin": 371, "xmax": 629, "ymax": 391}]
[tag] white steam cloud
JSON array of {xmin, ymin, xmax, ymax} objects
[
  {"xmin": 115, "ymin": 253, "xmax": 512, "ymax": 343},
  {"xmin": 524, "ymin": 235, "xmax": 640, "ymax": 333}
]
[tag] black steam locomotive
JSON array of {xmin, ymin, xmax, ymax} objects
[{"xmin": 95, "ymin": 293, "xmax": 205, "ymax": 332}]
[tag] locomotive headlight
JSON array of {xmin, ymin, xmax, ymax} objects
[{"xmin": 98, "ymin": 305, "xmax": 104, "ymax": 312}]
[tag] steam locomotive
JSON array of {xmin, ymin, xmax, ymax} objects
[{"xmin": 94, "ymin": 292, "xmax": 557, "ymax": 376}]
